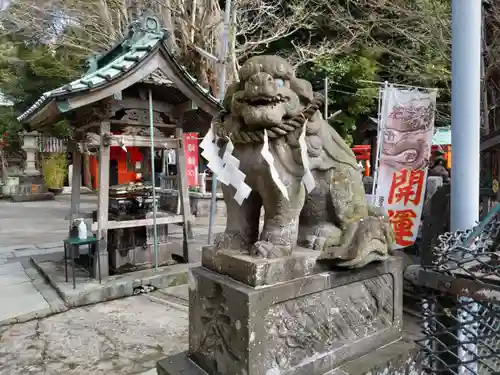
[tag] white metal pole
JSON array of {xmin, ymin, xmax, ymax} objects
[
  {"xmin": 451, "ymin": 0, "xmax": 481, "ymax": 231},
  {"xmin": 451, "ymin": 2, "xmax": 482, "ymax": 374},
  {"xmin": 324, "ymin": 77, "xmax": 328, "ymax": 119},
  {"xmin": 372, "ymin": 82, "xmax": 389, "ymax": 202},
  {"xmin": 208, "ymin": 0, "xmax": 232, "ymax": 244}
]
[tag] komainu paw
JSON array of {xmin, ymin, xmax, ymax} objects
[{"xmin": 250, "ymin": 241, "xmax": 293, "ymax": 259}]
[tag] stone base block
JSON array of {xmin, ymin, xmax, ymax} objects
[
  {"xmin": 108, "ymin": 212, "xmax": 174, "ymax": 273},
  {"xmin": 202, "ymin": 245, "xmax": 329, "ymax": 287},
  {"xmin": 327, "ymin": 339, "xmax": 423, "ymax": 375},
  {"xmin": 108, "ymin": 242, "xmax": 175, "ymax": 273},
  {"xmin": 159, "ymin": 190, "xmax": 226, "ymax": 218},
  {"xmin": 157, "ymin": 337, "xmax": 420, "ymax": 375},
  {"xmin": 17, "ymin": 175, "xmax": 43, "ymax": 185},
  {"xmin": 10, "ymin": 192, "xmax": 55, "ymax": 202},
  {"xmin": 185, "ymin": 256, "xmax": 402, "ymax": 375}
]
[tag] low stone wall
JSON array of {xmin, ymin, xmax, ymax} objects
[
  {"xmin": 159, "ymin": 189, "xmax": 226, "ymax": 218},
  {"xmin": 5, "ymin": 175, "xmax": 55, "ymax": 202}
]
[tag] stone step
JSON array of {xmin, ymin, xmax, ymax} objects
[
  {"xmin": 10, "ymin": 192, "xmax": 55, "ymax": 202},
  {"xmin": 156, "ymin": 339, "xmax": 422, "ymax": 375},
  {"xmin": 149, "ymin": 285, "xmax": 188, "ymax": 307},
  {"xmin": 31, "ymin": 254, "xmax": 196, "ymax": 308}
]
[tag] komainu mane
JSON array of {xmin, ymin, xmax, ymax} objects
[{"xmin": 213, "ymin": 55, "xmax": 394, "ymax": 268}]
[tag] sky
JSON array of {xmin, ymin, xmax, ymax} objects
[{"xmin": 0, "ymin": 0, "xmax": 9, "ymax": 11}]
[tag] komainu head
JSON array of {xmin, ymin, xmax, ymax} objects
[{"xmin": 228, "ymin": 55, "xmax": 315, "ymax": 131}]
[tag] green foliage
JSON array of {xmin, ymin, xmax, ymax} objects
[
  {"xmin": 0, "ymin": 0, "xmax": 452, "ymax": 140},
  {"xmin": 0, "ymin": 34, "xmax": 84, "ymax": 137},
  {"xmin": 368, "ymin": 0, "xmax": 451, "ymax": 126},
  {"xmin": 42, "ymin": 152, "xmax": 68, "ymax": 188},
  {"xmin": 0, "ymin": 106, "xmax": 22, "ymax": 145},
  {"xmin": 299, "ymin": 51, "xmax": 380, "ymax": 144},
  {"xmin": 276, "ymin": 0, "xmax": 451, "ymax": 133}
]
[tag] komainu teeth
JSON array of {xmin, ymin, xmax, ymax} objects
[{"xmin": 244, "ymin": 95, "xmax": 287, "ymax": 105}]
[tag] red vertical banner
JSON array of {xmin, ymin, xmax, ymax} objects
[{"xmin": 184, "ymin": 132, "xmax": 199, "ymax": 187}]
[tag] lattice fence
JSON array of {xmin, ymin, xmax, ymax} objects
[
  {"xmin": 415, "ymin": 217, "xmax": 500, "ymax": 374},
  {"xmin": 35, "ymin": 135, "xmax": 68, "ymax": 170}
]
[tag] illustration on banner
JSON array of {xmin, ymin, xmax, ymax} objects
[
  {"xmin": 375, "ymin": 86, "xmax": 437, "ymax": 249},
  {"xmin": 380, "ymin": 96, "xmax": 435, "ymax": 170}
]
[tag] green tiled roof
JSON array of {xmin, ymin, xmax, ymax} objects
[
  {"xmin": 17, "ymin": 11, "xmax": 221, "ymax": 124},
  {"xmin": 432, "ymin": 126, "xmax": 451, "ymax": 146}
]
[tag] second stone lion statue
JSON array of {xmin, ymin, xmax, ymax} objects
[{"xmin": 212, "ymin": 55, "xmax": 395, "ymax": 268}]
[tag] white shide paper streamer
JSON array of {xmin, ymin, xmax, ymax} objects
[
  {"xmin": 261, "ymin": 129, "xmax": 289, "ymax": 200},
  {"xmin": 222, "ymin": 138, "xmax": 251, "ymax": 204},
  {"xmin": 298, "ymin": 120, "xmax": 315, "ymax": 192},
  {"xmin": 199, "ymin": 129, "xmax": 251, "ymax": 205},
  {"xmin": 200, "ymin": 129, "xmax": 228, "ymax": 184},
  {"xmin": 119, "ymin": 135, "xmax": 127, "ymax": 152}
]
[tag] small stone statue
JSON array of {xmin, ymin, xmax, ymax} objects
[
  {"xmin": 213, "ymin": 55, "xmax": 394, "ymax": 268},
  {"xmin": 428, "ymin": 156, "xmax": 450, "ymax": 183}
]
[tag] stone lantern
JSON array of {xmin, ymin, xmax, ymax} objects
[{"xmin": 21, "ymin": 131, "xmax": 40, "ymax": 177}]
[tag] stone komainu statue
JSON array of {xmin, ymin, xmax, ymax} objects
[{"xmin": 213, "ymin": 55, "xmax": 395, "ymax": 268}]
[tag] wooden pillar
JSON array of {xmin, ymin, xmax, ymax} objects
[
  {"xmin": 96, "ymin": 122, "xmax": 111, "ymax": 277},
  {"xmin": 175, "ymin": 127, "xmax": 195, "ymax": 262},
  {"xmin": 83, "ymin": 153, "xmax": 91, "ymax": 188},
  {"xmin": 68, "ymin": 141, "xmax": 82, "ymax": 237}
]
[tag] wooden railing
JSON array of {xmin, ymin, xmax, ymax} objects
[{"xmin": 37, "ymin": 135, "xmax": 68, "ymax": 154}]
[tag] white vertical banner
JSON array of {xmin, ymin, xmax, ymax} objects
[{"xmin": 375, "ymin": 85, "xmax": 437, "ymax": 249}]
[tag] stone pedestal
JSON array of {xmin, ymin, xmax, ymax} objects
[
  {"xmin": 9, "ymin": 131, "xmax": 54, "ymax": 202},
  {"xmin": 158, "ymin": 247, "xmax": 404, "ymax": 375}
]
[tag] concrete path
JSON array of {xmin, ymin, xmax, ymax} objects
[
  {"xmin": 0, "ymin": 194, "xmax": 225, "ymax": 327},
  {"xmin": 0, "ymin": 262, "xmax": 49, "ymax": 322},
  {"xmin": 0, "ymin": 195, "xmax": 97, "ymax": 247},
  {"xmin": 0, "ymin": 194, "xmax": 226, "ymax": 247}
]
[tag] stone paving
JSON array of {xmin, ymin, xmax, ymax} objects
[
  {"xmin": 0, "ymin": 194, "xmax": 225, "ymax": 248},
  {"xmin": 0, "ymin": 259, "xmax": 67, "ymax": 327},
  {"xmin": 0, "ymin": 262, "xmax": 49, "ymax": 322},
  {"xmin": 0, "ymin": 195, "xmax": 97, "ymax": 248},
  {"xmin": 0, "ymin": 194, "xmax": 225, "ymax": 326},
  {"xmin": 0, "ymin": 286, "xmax": 190, "ymax": 375},
  {"xmin": 0, "ymin": 194, "xmax": 242, "ymax": 374}
]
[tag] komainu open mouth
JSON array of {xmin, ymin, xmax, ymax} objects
[{"xmin": 245, "ymin": 94, "xmax": 287, "ymax": 106}]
